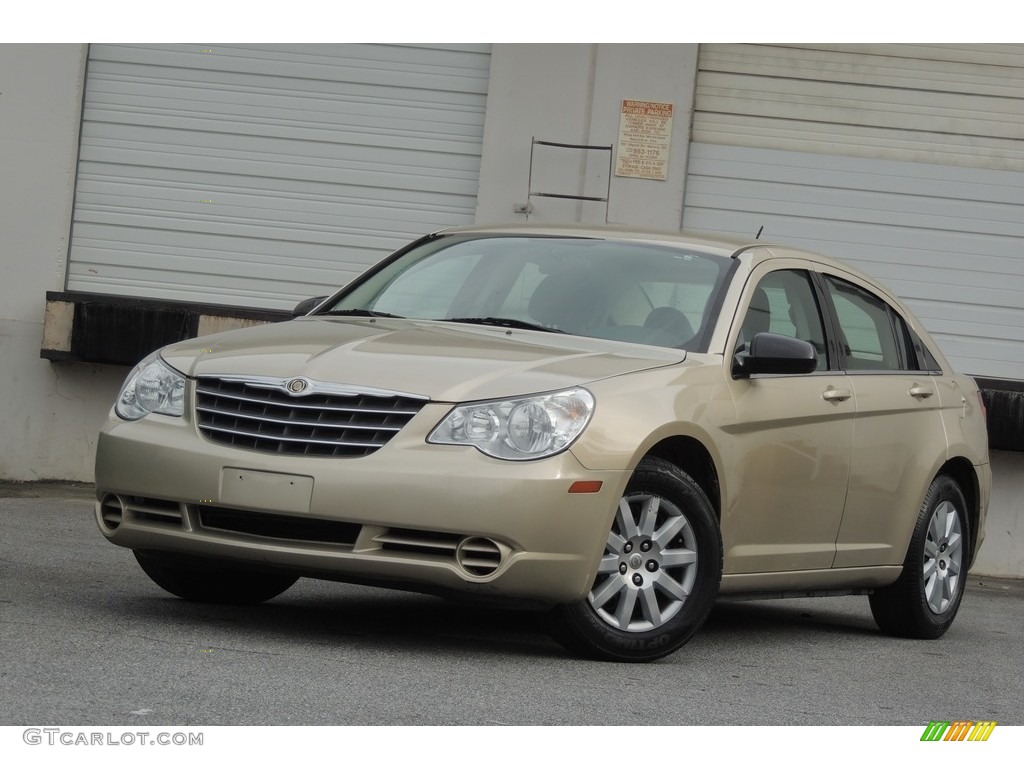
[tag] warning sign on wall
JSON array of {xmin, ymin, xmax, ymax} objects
[{"xmin": 615, "ymin": 100, "xmax": 674, "ymax": 180}]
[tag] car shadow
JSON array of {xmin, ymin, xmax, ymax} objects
[
  {"xmin": 98, "ymin": 578, "xmax": 883, "ymax": 660},
  {"xmin": 704, "ymin": 598, "xmax": 880, "ymax": 638},
  {"xmin": 112, "ymin": 582, "xmax": 567, "ymax": 660}
]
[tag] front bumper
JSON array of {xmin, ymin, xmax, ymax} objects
[{"xmin": 95, "ymin": 404, "xmax": 628, "ymax": 605}]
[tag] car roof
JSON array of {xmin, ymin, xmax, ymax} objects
[{"xmin": 434, "ymin": 223, "xmax": 758, "ymax": 257}]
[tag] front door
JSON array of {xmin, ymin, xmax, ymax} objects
[{"xmin": 723, "ymin": 267, "xmax": 854, "ymax": 574}]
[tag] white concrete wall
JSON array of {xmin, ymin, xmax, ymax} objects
[
  {"xmin": 476, "ymin": 44, "xmax": 699, "ymax": 230},
  {"xmin": 0, "ymin": 44, "xmax": 123, "ymax": 481},
  {"xmin": 973, "ymin": 451, "xmax": 1024, "ymax": 578}
]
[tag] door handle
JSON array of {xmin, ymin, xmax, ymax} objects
[
  {"xmin": 908, "ymin": 385, "xmax": 934, "ymax": 399},
  {"xmin": 822, "ymin": 387, "xmax": 852, "ymax": 403}
]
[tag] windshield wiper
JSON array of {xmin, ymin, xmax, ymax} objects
[
  {"xmin": 320, "ymin": 308, "xmax": 404, "ymax": 319},
  {"xmin": 444, "ymin": 317, "xmax": 566, "ymax": 334}
]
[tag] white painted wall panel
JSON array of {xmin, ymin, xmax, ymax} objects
[
  {"xmin": 67, "ymin": 43, "xmax": 491, "ymax": 309},
  {"xmin": 694, "ymin": 44, "xmax": 1024, "ymax": 171},
  {"xmin": 687, "ymin": 44, "xmax": 1024, "ymax": 381},
  {"xmin": 683, "ymin": 143, "xmax": 1024, "ymax": 380}
]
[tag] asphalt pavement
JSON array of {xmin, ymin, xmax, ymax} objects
[{"xmin": 1, "ymin": 482, "xmax": 1022, "ymax": 726}]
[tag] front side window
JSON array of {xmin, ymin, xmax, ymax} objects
[{"xmin": 738, "ymin": 270, "xmax": 829, "ymax": 372}]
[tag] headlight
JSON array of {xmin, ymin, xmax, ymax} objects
[
  {"xmin": 115, "ymin": 352, "xmax": 187, "ymax": 420},
  {"xmin": 428, "ymin": 388, "xmax": 594, "ymax": 460}
]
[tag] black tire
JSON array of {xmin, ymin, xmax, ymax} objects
[
  {"xmin": 549, "ymin": 457, "xmax": 722, "ymax": 662},
  {"xmin": 869, "ymin": 474, "xmax": 970, "ymax": 639},
  {"xmin": 134, "ymin": 550, "xmax": 299, "ymax": 605}
]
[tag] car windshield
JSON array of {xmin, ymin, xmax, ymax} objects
[{"xmin": 320, "ymin": 235, "xmax": 734, "ymax": 351}]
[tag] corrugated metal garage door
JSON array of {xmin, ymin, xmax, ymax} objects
[
  {"xmin": 683, "ymin": 44, "xmax": 1024, "ymax": 380},
  {"xmin": 67, "ymin": 43, "xmax": 491, "ymax": 310}
]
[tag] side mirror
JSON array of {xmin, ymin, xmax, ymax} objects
[
  {"xmin": 733, "ymin": 332, "xmax": 818, "ymax": 379},
  {"xmin": 291, "ymin": 296, "xmax": 328, "ymax": 317}
]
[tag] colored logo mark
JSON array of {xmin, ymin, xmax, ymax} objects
[{"xmin": 921, "ymin": 721, "xmax": 997, "ymax": 742}]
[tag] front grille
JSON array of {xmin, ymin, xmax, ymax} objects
[
  {"xmin": 199, "ymin": 506, "xmax": 361, "ymax": 545},
  {"xmin": 195, "ymin": 376, "xmax": 426, "ymax": 457}
]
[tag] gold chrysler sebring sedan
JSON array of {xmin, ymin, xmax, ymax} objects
[{"xmin": 95, "ymin": 225, "xmax": 990, "ymax": 661}]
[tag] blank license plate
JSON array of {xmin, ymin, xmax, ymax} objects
[{"xmin": 220, "ymin": 468, "xmax": 314, "ymax": 514}]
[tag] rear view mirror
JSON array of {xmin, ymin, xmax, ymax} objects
[{"xmin": 732, "ymin": 332, "xmax": 817, "ymax": 378}]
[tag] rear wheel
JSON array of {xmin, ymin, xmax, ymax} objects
[
  {"xmin": 550, "ymin": 457, "xmax": 722, "ymax": 662},
  {"xmin": 134, "ymin": 550, "xmax": 298, "ymax": 605},
  {"xmin": 869, "ymin": 474, "xmax": 970, "ymax": 639}
]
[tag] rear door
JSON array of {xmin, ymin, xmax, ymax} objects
[{"xmin": 818, "ymin": 271, "xmax": 949, "ymax": 568}]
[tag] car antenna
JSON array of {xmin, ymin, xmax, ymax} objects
[{"xmin": 755, "ymin": 225, "xmax": 764, "ymax": 240}]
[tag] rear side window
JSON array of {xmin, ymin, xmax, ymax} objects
[
  {"xmin": 823, "ymin": 276, "xmax": 917, "ymax": 372},
  {"xmin": 910, "ymin": 331, "xmax": 943, "ymax": 372}
]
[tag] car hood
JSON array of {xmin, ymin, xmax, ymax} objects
[{"xmin": 161, "ymin": 317, "xmax": 685, "ymax": 402}]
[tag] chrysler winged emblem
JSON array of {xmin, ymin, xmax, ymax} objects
[{"xmin": 285, "ymin": 378, "xmax": 310, "ymax": 395}]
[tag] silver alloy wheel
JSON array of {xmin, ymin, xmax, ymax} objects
[
  {"xmin": 588, "ymin": 492, "xmax": 698, "ymax": 632},
  {"xmin": 923, "ymin": 499, "xmax": 964, "ymax": 615}
]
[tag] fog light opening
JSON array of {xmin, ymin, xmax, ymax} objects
[
  {"xmin": 99, "ymin": 494, "xmax": 125, "ymax": 532},
  {"xmin": 456, "ymin": 537, "xmax": 503, "ymax": 577}
]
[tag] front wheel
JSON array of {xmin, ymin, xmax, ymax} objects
[
  {"xmin": 549, "ymin": 457, "xmax": 722, "ymax": 662},
  {"xmin": 134, "ymin": 550, "xmax": 299, "ymax": 605},
  {"xmin": 869, "ymin": 474, "xmax": 970, "ymax": 639}
]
